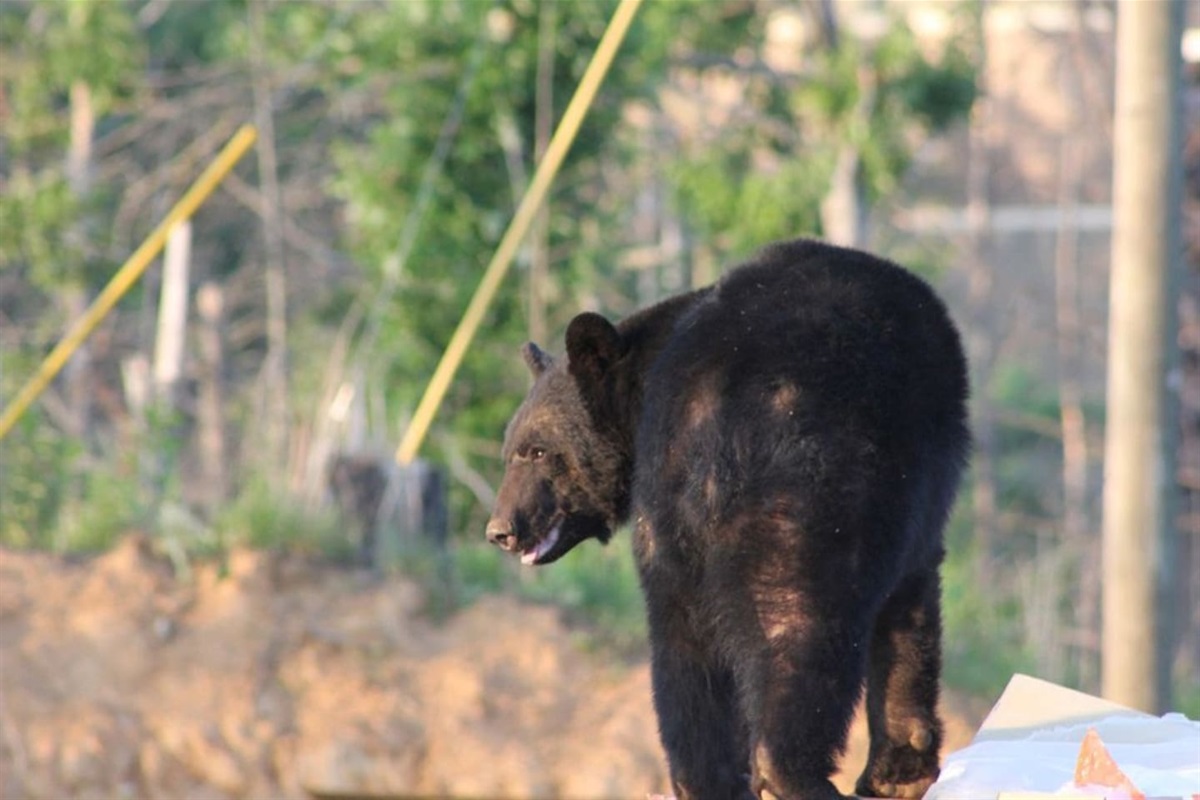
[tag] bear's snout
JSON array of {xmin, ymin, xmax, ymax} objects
[{"xmin": 486, "ymin": 518, "xmax": 517, "ymax": 551}]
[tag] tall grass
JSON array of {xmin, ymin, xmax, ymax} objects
[
  {"xmin": 941, "ymin": 541, "xmax": 1036, "ymax": 698},
  {"xmin": 411, "ymin": 534, "xmax": 649, "ymax": 657},
  {"xmin": 514, "ymin": 537, "xmax": 648, "ymax": 655},
  {"xmin": 217, "ymin": 476, "xmax": 351, "ymax": 561}
]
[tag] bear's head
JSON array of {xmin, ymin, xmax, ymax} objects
[{"xmin": 487, "ymin": 313, "xmax": 630, "ymax": 565}]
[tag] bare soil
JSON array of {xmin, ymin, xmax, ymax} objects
[{"xmin": 0, "ymin": 536, "xmax": 988, "ymax": 799}]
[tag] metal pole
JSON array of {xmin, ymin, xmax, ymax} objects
[
  {"xmin": 0, "ymin": 124, "xmax": 258, "ymax": 441},
  {"xmin": 394, "ymin": 0, "xmax": 645, "ymax": 466}
]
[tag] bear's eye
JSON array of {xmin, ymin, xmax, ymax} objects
[{"xmin": 529, "ymin": 447, "xmax": 547, "ymax": 461}]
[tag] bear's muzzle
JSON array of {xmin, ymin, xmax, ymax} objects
[{"xmin": 486, "ymin": 518, "xmax": 517, "ymax": 551}]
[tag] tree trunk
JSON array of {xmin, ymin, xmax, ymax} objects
[
  {"xmin": 528, "ymin": 0, "xmax": 557, "ymax": 347},
  {"xmin": 196, "ymin": 283, "xmax": 229, "ymax": 518},
  {"xmin": 965, "ymin": 26, "xmax": 998, "ymax": 583},
  {"xmin": 819, "ymin": 64, "xmax": 873, "ymax": 248},
  {"xmin": 1101, "ymin": 0, "xmax": 1184, "ymax": 714},
  {"xmin": 249, "ymin": 0, "xmax": 290, "ymax": 485},
  {"xmin": 820, "ymin": 146, "xmax": 863, "ymax": 248},
  {"xmin": 1053, "ymin": 45, "xmax": 1095, "ymax": 691},
  {"xmin": 61, "ymin": 78, "xmax": 95, "ymax": 443}
]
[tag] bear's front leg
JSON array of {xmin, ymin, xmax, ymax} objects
[{"xmin": 644, "ymin": 583, "xmax": 754, "ymax": 800}]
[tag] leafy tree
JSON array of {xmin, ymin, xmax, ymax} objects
[
  {"xmin": 0, "ymin": 0, "xmax": 143, "ymax": 548},
  {"xmin": 668, "ymin": 4, "xmax": 977, "ymax": 264},
  {"xmin": 0, "ymin": 0, "xmax": 142, "ymax": 286},
  {"xmin": 0, "ymin": 0, "xmax": 980, "ymax": 550},
  {"xmin": 324, "ymin": 0, "xmax": 688, "ymax": 532}
]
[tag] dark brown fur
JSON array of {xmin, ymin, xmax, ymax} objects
[{"xmin": 488, "ymin": 239, "xmax": 970, "ymax": 800}]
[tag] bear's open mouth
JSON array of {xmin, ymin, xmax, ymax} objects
[{"xmin": 520, "ymin": 522, "xmax": 562, "ymax": 566}]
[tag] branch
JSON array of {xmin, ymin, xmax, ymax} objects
[{"xmin": 220, "ymin": 171, "xmax": 352, "ymax": 272}]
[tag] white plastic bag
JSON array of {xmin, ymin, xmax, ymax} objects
[{"xmin": 925, "ymin": 675, "xmax": 1200, "ymax": 800}]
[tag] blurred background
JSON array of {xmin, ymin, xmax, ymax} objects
[{"xmin": 1, "ymin": 0, "xmax": 1197, "ymax": 798}]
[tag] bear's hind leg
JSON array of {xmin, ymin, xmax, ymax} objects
[
  {"xmin": 855, "ymin": 569, "xmax": 943, "ymax": 799},
  {"xmin": 743, "ymin": 628, "xmax": 868, "ymax": 800},
  {"xmin": 645, "ymin": 589, "xmax": 753, "ymax": 800},
  {"xmin": 712, "ymin": 507, "xmax": 870, "ymax": 800}
]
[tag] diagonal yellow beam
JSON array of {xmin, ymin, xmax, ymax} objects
[
  {"xmin": 395, "ymin": 0, "xmax": 644, "ymax": 465},
  {"xmin": 0, "ymin": 124, "xmax": 258, "ymax": 442}
]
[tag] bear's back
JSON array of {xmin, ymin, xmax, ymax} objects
[
  {"xmin": 633, "ymin": 239, "xmax": 969, "ymax": 566},
  {"xmin": 646, "ymin": 239, "xmax": 966, "ymax": 430}
]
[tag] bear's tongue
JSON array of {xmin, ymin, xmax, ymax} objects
[{"xmin": 520, "ymin": 524, "xmax": 562, "ymax": 566}]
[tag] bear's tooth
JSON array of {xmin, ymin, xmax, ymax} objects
[
  {"xmin": 540, "ymin": 525, "xmax": 562, "ymax": 556},
  {"xmin": 520, "ymin": 525, "xmax": 562, "ymax": 565}
]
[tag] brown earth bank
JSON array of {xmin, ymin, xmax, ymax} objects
[{"xmin": 0, "ymin": 536, "xmax": 989, "ymax": 800}]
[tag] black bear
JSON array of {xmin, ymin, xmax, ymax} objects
[{"xmin": 487, "ymin": 239, "xmax": 970, "ymax": 800}]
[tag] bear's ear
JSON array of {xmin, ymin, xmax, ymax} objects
[
  {"xmin": 522, "ymin": 342, "xmax": 553, "ymax": 377},
  {"xmin": 565, "ymin": 312, "xmax": 621, "ymax": 390}
]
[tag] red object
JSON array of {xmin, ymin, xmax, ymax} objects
[{"xmin": 1073, "ymin": 727, "xmax": 1146, "ymax": 800}]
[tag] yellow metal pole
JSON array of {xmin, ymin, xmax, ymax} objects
[
  {"xmin": 0, "ymin": 124, "xmax": 258, "ymax": 442},
  {"xmin": 395, "ymin": 0, "xmax": 644, "ymax": 465}
]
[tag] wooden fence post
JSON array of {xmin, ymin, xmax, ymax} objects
[{"xmin": 1101, "ymin": 0, "xmax": 1184, "ymax": 713}]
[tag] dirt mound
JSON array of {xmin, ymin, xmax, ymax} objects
[{"xmin": 0, "ymin": 537, "xmax": 985, "ymax": 799}]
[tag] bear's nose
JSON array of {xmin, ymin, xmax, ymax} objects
[{"xmin": 486, "ymin": 519, "xmax": 516, "ymax": 551}]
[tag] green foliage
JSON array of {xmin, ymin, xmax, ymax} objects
[
  {"xmin": 793, "ymin": 16, "xmax": 977, "ymax": 203},
  {"xmin": 446, "ymin": 541, "xmax": 510, "ymax": 604},
  {"xmin": 140, "ymin": 0, "xmax": 247, "ymax": 70},
  {"xmin": 0, "ymin": 410, "xmax": 80, "ymax": 550},
  {"xmin": 0, "ymin": 0, "xmax": 142, "ymax": 281},
  {"xmin": 515, "ymin": 536, "xmax": 647, "ymax": 654},
  {"xmin": 0, "ymin": 412, "xmax": 144, "ymax": 555},
  {"xmin": 993, "ymin": 364, "xmax": 1060, "ymax": 422},
  {"xmin": 0, "ymin": 172, "xmax": 79, "ymax": 284},
  {"xmin": 894, "ymin": 47, "xmax": 979, "ymax": 132},
  {"xmin": 217, "ymin": 477, "xmax": 351, "ymax": 561},
  {"xmin": 0, "ymin": 402, "xmax": 198, "ymax": 555},
  {"xmin": 990, "ymin": 364, "xmax": 1077, "ymax": 523},
  {"xmin": 941, "ymin": 507, "xmax": 1037, "ymax": 697},
  {"xmin": 0, "ymin": 3, "xmax": 990, "ymax": 684},
  {"xmin": 1175, "ymin": 681, "xmax": 1200, "ymax": 719},
  {"xmin": 321, "ymin": 0, "xmax": 686, "ymax": 534},
  {"xmin": 39, "ymin": 0, "xmax": 143, "ymax": 107},
  {"xmin": 54, "ymin": 458, "xmax": 143, "ymax": 554},
  {"xmin": 871, "ymin": 232, "xmax": 957, "ymax": 285},
  {"xmin": 637, "ymin": 0, "xmax": 764, "ymax": 60},
  {"xmin": 0, "ymin": 0, "xmax": 983, "ymax": 550},
  {"xmin": 669, "ymin": 8, "xmax": 977, "ymax": 269},
  {"xmin": 0, "ymin": 2, "xmax": 145, "ymax": 538},
  {"xmin": 670, "ymin": 147, "xmax": 829, "ymax": 258},
  {"xmin": 401, "ymin": 534, "xmax": 648, "ymax": 655},
  {"xmin": 0, "ymin": 0, "xmax": 141, "ymax": 154}
]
